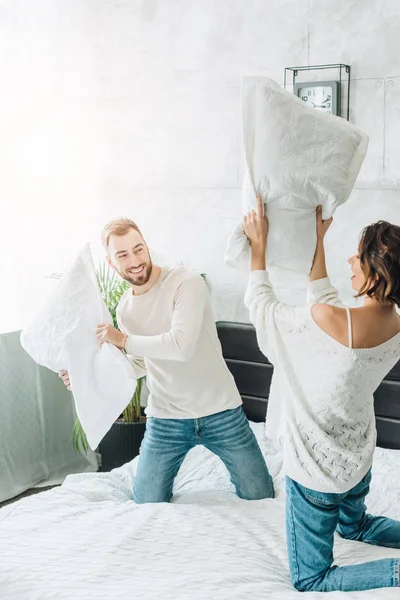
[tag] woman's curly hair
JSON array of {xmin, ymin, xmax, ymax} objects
[{"xmin": 357, "ymin": 221, "xmax": 400, "ymax": 307}]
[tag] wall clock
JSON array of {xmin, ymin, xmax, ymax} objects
[{"xmin": 293, "ymin": 81, "xmax": 340, "ymax": 115}]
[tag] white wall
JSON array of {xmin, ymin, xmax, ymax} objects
[{"xmin": 1, "ymin": 0, "xmax": 399, "ymax": 331}]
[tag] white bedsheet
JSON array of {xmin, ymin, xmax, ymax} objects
[{"xmin": 1, "ymin": 423, "xmax": 399, "ymax": 600}]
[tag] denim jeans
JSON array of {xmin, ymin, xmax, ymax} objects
[
  {"xmin": 286, "ymin": 470, "xmax": 400, "ymax": 592},
  {"xmin": 133, "ymin": 406, "xmax": 274, "ymax": 503}
]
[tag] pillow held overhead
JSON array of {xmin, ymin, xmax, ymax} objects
[{"xmin": 225, "ymin": 77, "xmax": 369, "ymax": 277}]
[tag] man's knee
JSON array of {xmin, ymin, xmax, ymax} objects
[
  {"xmin": 133, "ymin": 486, "xmax": 172, "ymax": 504},
  {"xmin": 238, "ymin": 472, "xmax": 274, "ymax": 500},
  {"xmin": 133, "ymin": 494, "xmax": 171, "ymax": 504},
  {"xmin": 133, "ymin": 462, "xmax": 174, "ymax": 504}
]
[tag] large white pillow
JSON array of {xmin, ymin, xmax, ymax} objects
[
  {"xmin": 20, "ymin": 244, "xmax": 137, "ymax": 450},
  {"xmin": 225, "ymin": 77, "xmax": 369, "ymax": 280}
]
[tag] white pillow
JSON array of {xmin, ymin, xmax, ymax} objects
[
  {"xmin": 20, "ymin": 244, "xmax": 137, "ymax": 450},
  {"xmin": 225, "ymin": 77, "xmax": 369, "ymax": 278}
]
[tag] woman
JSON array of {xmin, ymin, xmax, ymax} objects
[{"xmin": 243, "ymin": 196, "xmax": 400, "ymax": 593}]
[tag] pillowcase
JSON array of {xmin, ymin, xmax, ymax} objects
[
  {"xmin": 20, "ymin": 244, "xmax": 137, "ymax": 450},
  {"xmin": 225, "ymin": 77, "xmax": 369, "ymax": 279}
]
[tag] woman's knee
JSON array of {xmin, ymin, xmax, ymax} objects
[
  {"xmin": 291, "ymin": 572, "xmax": 329, "ymax": 593},
  {"xmin": 336, "ymin": 514, "xmax": 370, "ymax": 541}
]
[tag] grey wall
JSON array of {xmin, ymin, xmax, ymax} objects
[{"xmin": 1, "ymin": 0, "xmax": 399, "ymax": 329}]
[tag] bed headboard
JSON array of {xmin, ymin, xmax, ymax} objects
[{"xmin": 216, "ymin": 321, "xmax": 400, "ymax": 450}]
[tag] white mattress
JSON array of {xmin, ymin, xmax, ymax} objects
[{"xmin": 1, "ymin": 423, "xmax": 399, "ymax": 600}]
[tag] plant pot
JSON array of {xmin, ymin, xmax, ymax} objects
[{"xmin": 99, "ymin": 419, "xmax": 146, "ymax": 472}]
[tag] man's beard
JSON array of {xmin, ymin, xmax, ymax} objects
[{"xmin": 121, "ymin": 261, "xmax": 153, "ymax": 286}]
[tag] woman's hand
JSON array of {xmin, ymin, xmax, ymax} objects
[
  {"xmin": 96, "ymin": 324, "xmax": 128, "ymax": 350},
  {"xmin": 316, "ymin": 205, "xmax": 333, "ymax": 242},
  {"xmin": 243, "ymin": 195, "xmax": 269, "ymax": 252},
  {"xmin": 243, "ymin": 195, "xmax": 268, "ymax": 271},
  {"xmin": 310, "ymin": 206, "xmax": 331, "ymax": 281}
]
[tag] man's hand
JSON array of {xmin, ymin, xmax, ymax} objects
[
  {"xmin": 243, "ymin": 195, "xmax": 269, "ymax": 252},
  {"xmin": 96, "ymin": 324, "xmax": 128, "ymax": 350},
  {"xmin": 59, "ymin": 369, "xmax": 71, "ymax": 391},
  {"xmin": 316, "ymin": 205, "xmax": 333, "ymax": 242}
]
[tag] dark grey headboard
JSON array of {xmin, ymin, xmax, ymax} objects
[{"xmin": 216, "ymin": 321, "xmax": 400, "ymax": 450}]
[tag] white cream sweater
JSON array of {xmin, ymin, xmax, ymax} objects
[
  {"xmin": 117, "ymin": 266, "xmax": 242, "ymax": 419},
  {"xmin": 245, "ymin": 271, "xmax": 400, "ymax": 493}
]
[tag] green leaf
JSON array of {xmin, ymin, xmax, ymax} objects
[
  {"xmin": 72, "ymin": 418, "xmax": 89, "ymax": 454},
  {"xmin": 122, "ymin": 376, "xmax": 145, "ymax": 423}
]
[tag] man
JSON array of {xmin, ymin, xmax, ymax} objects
[{"xmin": 60, "ymin": 217, "xmax": 273, "ymax": 503}]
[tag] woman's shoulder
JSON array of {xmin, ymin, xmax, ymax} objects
[
  {"xmin": 311, "ymin": 303, "xmax": 347, "ymax": 324},
  {"xmin": 311, "ymin": 304, "xmax": 400, "ymax": 350},
  {"xmin": 310, "ymin": 304, "xmax": 349, "ymax": 346}
]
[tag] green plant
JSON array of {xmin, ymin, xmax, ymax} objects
[
  {"xmin": 95, "ymin": 260, "xmax": 130, "ymax": 329},
  {"xmin": 49, "ymin": 262, "xmax": 146, "ymax": 454}
]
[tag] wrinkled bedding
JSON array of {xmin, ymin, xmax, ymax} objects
[{"xmin": 1, "ymin": 423, "xmax": 399, "ymax": 600}]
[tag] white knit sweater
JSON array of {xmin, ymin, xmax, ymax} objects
[{"xmin": 245, "ymin": 271, "xmax": 400, "ymax": 493}]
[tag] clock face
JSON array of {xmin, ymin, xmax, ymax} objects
[{"xmin": 298, "ymin": 85, "xmax": 334, "ymax": 113}]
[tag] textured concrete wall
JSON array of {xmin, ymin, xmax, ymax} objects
[{"xmin": 1, "ymin": 1, "xmax": 399, "ymax": 330}]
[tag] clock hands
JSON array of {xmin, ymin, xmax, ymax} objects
[{"xmin": 311, "ymin": 97, "xmax": 329, "ymax": 108}]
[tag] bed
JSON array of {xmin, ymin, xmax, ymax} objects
[{"xmin": 0, "ymin": 322, "xmax": 399, "ymax": 600}]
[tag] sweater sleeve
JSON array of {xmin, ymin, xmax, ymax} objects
[
  {"xmin": 307, "ymin": 277, "xmax": 345, "ymax": 307},
  {"xmin": 244, "ymin": 270, "xmax": 301, "ymax": 364},
  {"xmin": 124, "ymin": 354, "xmax": 147, "ymax": 379},
  {"xmin": 125, "ymin": 275, "xmax": 207, "ymax": 362}
]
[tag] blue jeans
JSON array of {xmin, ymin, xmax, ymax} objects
[
  {"xmin": 133, "ymin": 406, "xmax": 274, "ymax": 503},
  {"xmin": 286, "ymin": 471, "xmax": 400, "ymax": 592}
]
